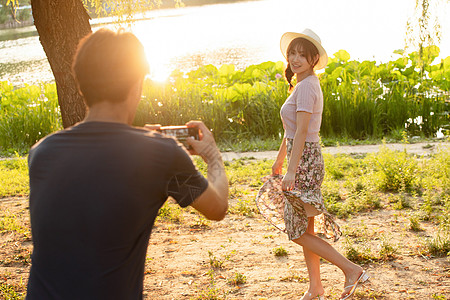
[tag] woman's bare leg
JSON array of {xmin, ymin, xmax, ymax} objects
[
  {"xmin": 301, "ymin": 217, "xmax": 324, "ymax": 299},
  {"xmin": 293, "ymin": 229, "xmax": 363, "ymax": 299}
]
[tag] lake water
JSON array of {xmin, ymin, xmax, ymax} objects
[{"xmin": 1, "ymin": 0, "xmax": 449, "ymax": 85}]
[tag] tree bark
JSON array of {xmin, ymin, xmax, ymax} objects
[{"xmin": 31, "ymin": 0, "xmax": 92, "ymax": 128}]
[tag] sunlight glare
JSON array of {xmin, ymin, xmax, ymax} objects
[
  {"xmin": 147, "ymin": 57, "xmax": 172, "ymax": 82},
  {"xmin": 133, "ymin": 19, "xmax": 175, "ymax": 82}
]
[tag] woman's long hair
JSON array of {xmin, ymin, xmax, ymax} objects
[{"xmin": 284, "ymin": 38, "xmax": 319, "ymax": 91}]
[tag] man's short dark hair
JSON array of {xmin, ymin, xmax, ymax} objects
[{"xmin": 72, "ymin": 28, "xmax": 149, "ymax": 107}]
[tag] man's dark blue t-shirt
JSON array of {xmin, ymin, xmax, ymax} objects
[{"xmin": 26, "ymin": 122, "xmax": 208, "ymax": 299}]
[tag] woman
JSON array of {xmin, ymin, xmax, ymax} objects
[{"xmin": 256, "ymin": 29, "xmax": 369, "ymax": 300}]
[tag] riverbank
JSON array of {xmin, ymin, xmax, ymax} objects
[{"xmin": 0, "ymin": 19, "xmax": 33, "ymax": 30}]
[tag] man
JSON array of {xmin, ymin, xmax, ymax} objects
[{"xmin": 26, "ymin": 28, "xmax": 228, "ymax": 299}]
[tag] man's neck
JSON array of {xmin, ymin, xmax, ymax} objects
[{"xmin": 83, "ymin": 101, "xmax": 133, "ymax": 125}]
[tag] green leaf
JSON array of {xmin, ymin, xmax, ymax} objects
[
  {"xmin": 393, "ymin": 58, "xmax": 407, "ymax": 69},
  {"xmin": 443, "ymin": 56, "xmax": 450, "ymax": 69},
  {"xmin": 393, "ymin": 49, "xmax": 405, "ymax": 56},
  {"xmin": 334, "ymin": 50, "xmax": 351, "ymax": 63},
  {"xmin": 402, "ymin": 66, "xmax": 415, "ymax": 77},
  {"xmin": 219, "ymin": 64, "xmax": 235, "ymax": 77},
  {"xmin": 331, "ymin": 66, "xmax": 343, "ymax": 77}
]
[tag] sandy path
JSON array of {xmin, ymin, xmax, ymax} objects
[{"xmin": 221, "ymin": 141, "xmax": 449, "ymax": 161}]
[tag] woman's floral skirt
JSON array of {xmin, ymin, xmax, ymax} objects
[{"xmin": 256, "ymin": 140, "xmax": 342, "ymax": 241}]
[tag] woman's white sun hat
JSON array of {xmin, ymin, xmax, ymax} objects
[{"xmin": 280, "ymin": 28, "xmax": 328, "ymax": 70}]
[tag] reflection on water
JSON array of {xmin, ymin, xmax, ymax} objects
[
  {"xmin": 0, "ymin": 0, "xmax": 272, "ymax": 86},
  {"xmin": 0, "ymin": 0, "xmax": 448, "ymax": 86},
  {"xmin": 0, "ymin": 59, "xmax": 52, "ymax": 85},
  {"xmin": 0, "ymin": 33, "xmax": 51, "ymax": 85},
  {"xmin": 171, "ymin": 47, "xmax": 260, "ymax": 74}
]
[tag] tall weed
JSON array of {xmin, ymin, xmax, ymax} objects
[
  {"xmin": 0, "ymin": 82, "xmax": 62, "ymax": 154},
  {"xmin": 2, "ymin": 47, "xmax": 449, "ymax": 154}
]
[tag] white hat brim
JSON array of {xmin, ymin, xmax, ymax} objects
[{"xmin": 280, "ymin": 31, "xmax": 328, "ymax": 70}]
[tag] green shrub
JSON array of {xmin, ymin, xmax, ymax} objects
[
  {"xmin": 378, "ymin": 237, "xmax": 398, "ymax": 261},
  {"xmin": 156, "ymin": 201, "xmax": 184, "ymax": 223},
  {"xmin": 272, "ymin": 246, "xmax": 288, "ymax": 257},
  {"xmin": 228, "ymin": 272, "xmax": 246, "ymax": 286},
  {"xmin": 409, "ymin": 214, "xmax": 423, "ymax": 232},
  {"xmin": 368, "ymin": 146, "xmax": 418, "ymax": 192},
  {"xmin": 343, "ymin": 238, "xmax": 377, "ymax": 264},
  {"xmin": 228, "ymin": 197, "xmax": 257, "ymax": 217},
  {"xmin": 426, "ymin": 232, "xmax": 450, "ymax": 257}
]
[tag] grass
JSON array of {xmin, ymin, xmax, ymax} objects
[
  {"xmin": 156, "ymin": 200, "xmax": 184, "ymax": 223},
  {"xmin": 2, "ymin": 145, "xmax": 448, "ymax": 224},
  {"xmin": 0, "ymin": 212, "xmax": 29, "ymax": 238},
  {"xmin": 228, "ymin": 197, "xmax": 258, "ymax": 217},
  {"xmin": 372, "ymin": 146, "xmax": 418, "ymax": 192},
  {"xmin": 0, "ymin": 143, "xmax": 449, "ymax": 298},
  {"xmin": 432, "ymin": 294, "xmax": 448, "ymax": 300},
  {"xmin": 409, "ymin": 214, "xmax": 423, "ymax": 232},
  {"xmin": 194, "ymin": 280, "xmax": 226, "ymax": 300},
  {"xmin": 342, "ymin": 234, "xmax": 399, "ymax": 263},
  {"xmin": 190, "ymin": 215, "xmax": 211, "ymax": 229},
  {"xmin": 217, "ymin": 137, "xmax": 282, "ymax": 152},
  {"xmin": 0, "ymin": 282, "xmax": 25, "ymax": 300},
  {"xmin": 425, "ymin": 231, "xmax": 450, "ymax": 257},
  {"xmin": 227, "ymin": 272, "xmax": 246, "ymax": 286},
  {"xmin": 378, "ymin": 236, "xmax": 399, "ymax": 261},
  {"xmin": 0, "ymin": 156, "xmax": 28, "ymax": 198},
  {"xmin": 0, "ymin": 82, "xmax": 62, "ymax": 155},
  {"xmin": 272, "ymin": 246, "xmax": 288, "ymax": 257},
  {"xmin": 343, "ymin": 238, "xmax": 379, "ymax": 264},
  {"xmin": 280, "ymin": 272, "xmax": 308, "ymax": 283},
  {"xmin": 208, "ymin": 251, "xmax": 229, "ymax": 270}
]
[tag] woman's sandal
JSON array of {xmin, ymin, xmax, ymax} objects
[
  {"xmin": 301, "ymin": 291, "xmax": 326, "ymax": 300},
  {"xmin": 340, "ymin": 270, "xmax": 370, "ymax": 299}
]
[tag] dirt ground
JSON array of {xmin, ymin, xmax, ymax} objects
[
  {"xmin": 1, "ymin": 141, "xmax": 449, "ymax": 299},
  {"xmin": 1, "ymin": 197, "xmax": 449, "ymax": 299},
  {"xmin": 144, "ymin": 207, "xmax": 449, "ymax": 299}
]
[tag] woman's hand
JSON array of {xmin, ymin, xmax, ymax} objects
[
  {"xmin": 272, "ymin": 139, "xmax": 287, "ymax": 176},
  {"xmin": 272, "ymin": 158, "xmax": 284, "ymax": 176},
  {"xmin": 282, "ymin": 170, "xmax": 296, "ymax": 191}
]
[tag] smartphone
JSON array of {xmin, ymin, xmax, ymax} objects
[{"xmin": 158, "ymin": 125, "xmax": 199, "ymax": 150}]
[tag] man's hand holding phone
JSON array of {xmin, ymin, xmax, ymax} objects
[
  {"xmin": 145, "ymin": 121, "xmax": 229, "ymax": 220},
  {"xmin": 144, "ymin": 123, "xmax": 200, "ymax": 150},
  {"xmin": 184, "ymin": 121, "xmax": 219, "ymax": 162},
  {"xmin": 184, "ymin": 121, "xmax": 228, "ymax": 221}
]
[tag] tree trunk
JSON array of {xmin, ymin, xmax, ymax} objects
[{"xmin": 31, "ymin": 0, "xmax": 92, "ymax": 128}]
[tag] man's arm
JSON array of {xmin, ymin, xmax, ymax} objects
[{"xmin": 186, "ymin": 121, "xmax": 228, "ymax": 221}]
